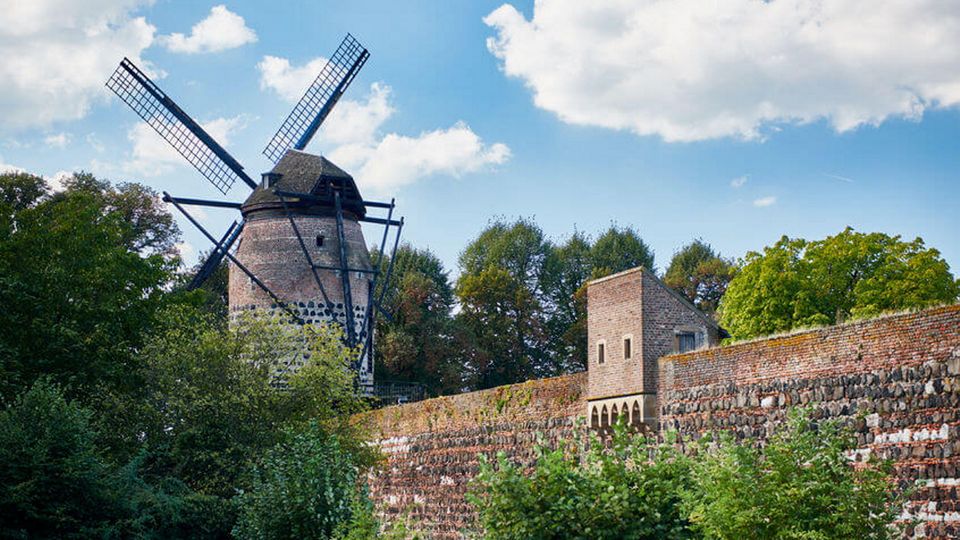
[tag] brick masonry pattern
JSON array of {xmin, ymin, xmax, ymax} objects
[{"xmin": 365, "ymin": 305, "xmax": 960, "ymax": 538}]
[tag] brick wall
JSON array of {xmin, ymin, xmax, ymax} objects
[
  {"xmin": 640, "ymin": 270, "xmax": 717, "ymax": 397},
  {"xmin": 587, "ymin": 268, "xmax": 645, "ymax": 398},
  {"xmin": 364, "ymin": 293, "xmax": 960, "ymax": 537},
  {"xmin": 659, "ymin": 305, "xmax": 960, "ymax": 538},
  {"xmin": 362, "ymin": 373, "xmax": 586, "ymax": 538}
]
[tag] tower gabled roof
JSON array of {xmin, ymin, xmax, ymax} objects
[{"xmin": 241, "ymin": 149, "xmax": 366, "ymax": 217}]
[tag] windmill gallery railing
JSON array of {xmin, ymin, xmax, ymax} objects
[{"xmin": 373, "ymin": 380, "xmax": 426, "ymax": 406}]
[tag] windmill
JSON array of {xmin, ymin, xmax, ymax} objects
[{"xmin": 106, "ymin": 34, "xmax": 402, "ymax": 394}]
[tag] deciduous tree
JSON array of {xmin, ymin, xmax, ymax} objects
[
  {"xmin": 719, "ymin": 228, "xmax": 959, "ymax": 340},
  {"xmin": 663, "ymin": 239, "xmax": 735, "ymax": 316}
]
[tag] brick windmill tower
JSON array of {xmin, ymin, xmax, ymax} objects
[{"xmin": 106, "ymin": 35, "xmax": 402, "ymax": 393}]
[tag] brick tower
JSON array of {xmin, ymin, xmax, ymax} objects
[
  {"xmin": 586, "ymin": 267, "xmax": 722, "ymax": 430},
  {"xmin": 229, "ymin": 150, "xmax": 375, "ymax": 390}
]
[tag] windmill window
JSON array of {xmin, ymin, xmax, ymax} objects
[
  {"xmin": 316, "ymin": 234, "xmax": 325, "ymax": 248},
  {"xmin": 622, "ymin": 335, "xmax": 633, "ymax": 360},
  {"xmin": 597, "ymin": 340, "xmax": 606, "ymax": 364}
]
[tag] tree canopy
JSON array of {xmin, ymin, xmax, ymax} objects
[
  {"xmin": 0, "ymin": 172, "xmax": 179, "ymax": 402},
  {"xmin": 663, "ymin": 239, "xmax": 735, "ymax": 316},
  {"xmin": 452, "ymin": 219, "xmax": 656, "ymax": 388},
  {"xmin": 719, "ymin": 228, "xmax": 959, "ymax": 340}
]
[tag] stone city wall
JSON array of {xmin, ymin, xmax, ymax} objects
[
  {"xmin": 659, "ymin": 304, "xmax": 960, "ymax": 539},
  {"xmin": 364, "ymin": 305, "xmax": 960, "ymax": 538},
  {"xmin": 362, "ymin": 373, "xmax": 586, "ymax": 538}
]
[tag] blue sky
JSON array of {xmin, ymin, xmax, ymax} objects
[{"xmin": 2, "ymin": 0, "xmax": 959, "ymax": 276}]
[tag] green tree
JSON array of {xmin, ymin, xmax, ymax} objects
[
  {"xmin": 455, "ymin": 221, "xmax": 657, "ymax": 384},
  {"xmin": 137, "ymin": 308, "xmax": 374, "ymax": 507},
  {"xmin": 457, "ymin": 266, "xmax": 544, "ymax": 389},
  {"xmin": 233, "ymin": 422, "xmax": 368, "ymax": 540},
  {"xmin": 468, "ymin": 422, "xmax": 693, "ymax": 540},
  {"xmin": 456, "ymin": 219, "xmax": 552, "ymax": 387},
  {"xmin": 720, "ymin": 228, "xmax": 959, "ymax": 340},
  {"xmin": 541, "ymin": 232, "xmax": 593, "ymax": 373},
  {"xmin": 663, "ymin": 239, "xmax": 736, "ymax": 316},
  {"xmin": 683, "ymin": 409, "xmax": 901, "ymax": 539},
  {"xmin": 590, "ymin": 225, "xmax": 655, "ymax": 278},
  {"xmin": 0, "ymin": 380, "xmax": 121, "ymax": 538},
  {"xmin": 0, "ymin": 172, "xmax": 179, "ymax": 408},
  {"xmin": 372, "ymin": 245, "xmax": 461, "ymax": 395}
]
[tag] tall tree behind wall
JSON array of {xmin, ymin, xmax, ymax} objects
[
  {"xmin": 456, "ymin": 218, "xmax": 551, "ymax": 389},
  {"xmin": 371, "ymin": 244, "xmax": 461, "ymax": 396},
  {"xmin": 663, "ymin": 239, "xmax": 736, "ymax": 317},
  {"xmin": 456, "ymin": 220, "xmax": 655, "ymax": 388},
  {"xmin": 719, "ymin": 228, "xmax": 960, "ymax": 340}
]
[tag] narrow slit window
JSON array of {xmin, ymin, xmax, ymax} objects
[
  {"xmin": 623, "ymin": 337, "xmax": 632, "ymax": 359},
  {"xmin": 316, "ymin": 234, "xmax": 325, "ymax": 248},
  {"xmin": 597, "ymin": 342, "xmax": 606, "ymax": 364}
]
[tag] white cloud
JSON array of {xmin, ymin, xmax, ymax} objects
[
  {"xmin": 753, "ymin": 196, "xmax": 777, "ymax": 207},
  {"xmin": 823, "ymin": 173, "xmax": 854, "ymax": 183},
  {"xmin": 175, "ymin": 241, "xmax": 195, "ymax": 259},
  {"xmin": 311, "ymin": 83, "xmax": 510, "ymax": 194},
  {"xmin": 0, "ymin": 0, "xmax": 156, "ymax": 131},
  {"xmin": 125, "ymin": 115, "xmax": 248, "ymax": 177},
  {"xmin": 46, "ymin": 170, "xmax": 72, "ymax": 192},
  {"xmin": 161, "ymin": 5, "xmax": 256, "ymax": 54},
  {"xmin": 730, "ymin": 175, "xmax": 747, "ymax": 188},
  {"xmin": 484, "ymin": 0, "xmax": 960, "ymax": 142},
  {"xmin": 257, "ymin": 55, "xmax": 329, "ymax": 102},
  {"xmin": 44, "ymin": 133, "xmax": 71, "ymax": 148},
  {"xmin": 0, "ymin": 158, "xmax": 25, "ymax": 174}
]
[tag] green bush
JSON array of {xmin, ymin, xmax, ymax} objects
[
  {"xmin": 233, "ymin": 421, "xmax": 367, "ymax": 540},
  {"xmin": 683, "ymin": 409, "xmax": 902, "ymax": 540},
  {"xmin": 468, "ymin": 422, "xmax": 694, "ymax": 540},
  {"xmin": 0, "ymin": 380, "xmax": 121, "ymax": 538},
  {"xmin": 468, "ymin": 410, "xmax": 902, "ymax": 540}
]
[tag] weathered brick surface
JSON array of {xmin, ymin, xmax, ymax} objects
[
  {"xmin": 659, "ymin": 305, "xmax": 960, "ymax": 538},
  {"xmin": 587, "ymin": 268, "xmax": 718, "ymax": 399},
  {"xmin": 362, "ymin": 373, "xmax": 586, "ymax": 538},
  {"xmin": 229, "ymin": 213, "xmax": 374, "ymax": 385},
  {"xmin": 365, "ymin": 286, "xmax": 960, "ymax": 537}
]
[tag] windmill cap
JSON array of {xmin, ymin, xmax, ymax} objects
[{"xmin": 241, "ymin": 149, "xmax": 366, "ymax": 218}]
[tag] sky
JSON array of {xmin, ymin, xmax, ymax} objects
[{"xmin": 1, "ymin": 0, "xmax": 959, "ymax": 277}]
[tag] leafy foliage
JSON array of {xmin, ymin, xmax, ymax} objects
[
  {"xmin": 663, "ymin": 239, "xmax": 735, "ymax": 316},
  {"xmin": 0, "ymin": 172, "xmax": 381, "ymax": 538},
  {"xmin": 372, "ymin": 244, "xmax": 462, "ymax": 395},
  {"xmin": 0, "ymin": 380, "xmax": 121, "ymax": 538},
  {"xmin": 0, "ymin": 172, "xmax": 178, "ymax": 404},
  {"xmin": 719, "ymin": 228, "xmax": 959, "ymax": 339},
  {"xmin": 454, "ymin": 220, "xmax": 656, "ymax": 387},
  {"xmin": 469, "ymin": 423, "xmax": 693, "ymax": 540},
  {"xmin": 683, "ymin": 409, "xmax": 902, "ymax": 539},
  {"xmin": 233, "ymin": 422, "xmax": 365, "ymax": 540},
  {"xmin": 470, "ymin": 411, "xmax": 902, "ymax": 540}
]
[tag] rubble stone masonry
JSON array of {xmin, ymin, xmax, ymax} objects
[
  {"xmin": 362, "ymin": 373, "xmax": 586, "ymax": 538},
  {"xmin": 659, "ymin": 304, "xmax": 960, "ymax": 538},
  {"xmin": 364, "ymin": 304, "xmax": 960, "ymax": 538}
]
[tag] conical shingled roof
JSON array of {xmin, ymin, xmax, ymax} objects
[{"xmin": 241, "ymin": 149, "xmax": 366, "ymax": 218}]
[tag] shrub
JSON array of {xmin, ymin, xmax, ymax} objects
[
  {"xmin": 682, "ymin": 409, "xmax": 902, "ymax": 540},
  {"xmin": 468, "ymin": 422, "xmax": 694, "ymax": 540},
  {"xmin": 233, "ymin": 421, "xmax": 368, "ymax": 540}
]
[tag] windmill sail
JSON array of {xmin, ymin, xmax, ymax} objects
[
  {"xmin": 262, "ymin": 34, "xmax": 369, "ymax": 163},
  {"xmin": 106, "ymin": 58, "xmax": 256, "ymax": 195}
]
